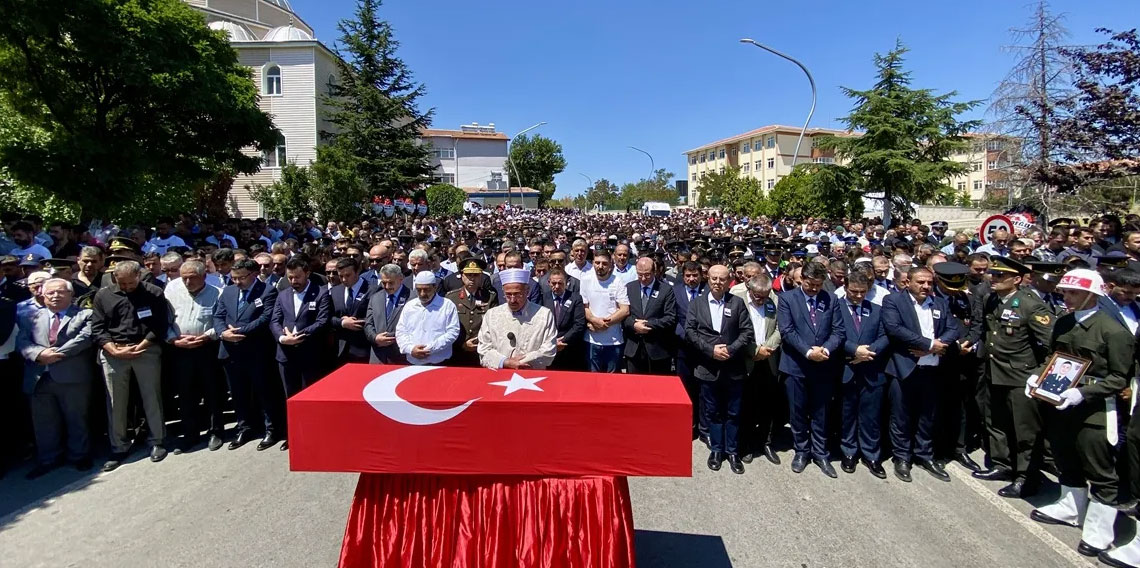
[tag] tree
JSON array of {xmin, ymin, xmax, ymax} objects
[
  {"xmin": 324, "ymin": 0, "xmax": 434, "ymax": 199},
  {"xmin": 248, "ymin": 162, "xmax": 315, "ymax": 221},
  {"xmin": 616, "ymin": 169, "xmax": 679, "ymax": 210},
  {"xmin": 507, "ymin": 134, "xmax": 566, "ymax": 207},
  {"xmin": 584, "ymin": 178, "xmax": 620, "ymax": 210},
  {"xmin": 819, "ymin": 41, "xmax": 982, "ymax": 226},
  {"xmin": 766, "ymin": 165, "xmax": 864, "ymax": 219},
  {"xmin": 425, "ymin": 183, "xmax": 466, "ymax": 216},
  {"xmin": 309, "ymin": 143, "xmax": 369, "ymax": 222},
  {"xmin": 0, "ymin": 0, "xmax": 277, "ymax": 221},
  {"xmin": 697, "ymin": 167, "xmax": 760, "ymax": 210}
]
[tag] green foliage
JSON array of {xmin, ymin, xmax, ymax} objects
[
  {"xmin": 584, "ymin": 178, "xmax": 620, "ymax": 210},
  {"xmin": 697, "ymin": 167, "xmax": 759, "ymax": 209},
  {"xmin": 425, "ymin": 183, "xmax": 466, "ymax": 216},
  {"xmin": 248, "ymin": 162, "xmax": 315, "ymax": 221},
  {"xmin": 507, "ymin": 134, "xmax": 567, "ymax": 207},
  {"xmin": 0, "ymin": 174, "xmax": 80, "ymax": 223},
  {"xmin": 0, "ymin": 0, "xmax": 277, "ymax": 220},
  {"xmin": 309, "ymin": 143, "xmax": 369, "ymax": 222},
  {"xmin": 767, "ymin": 165, "xmax": 864, "ymax": 219},
  {"xmin": 324, "ymin": 0, "xmax": 434, "ymax": 197},
  {"xmin": 819, "ymin": 40, "xmax": 981, "ymax": 225},
  {"xmin": 616, "ymin": 169, "xmax": 677, "ymax": 210}
]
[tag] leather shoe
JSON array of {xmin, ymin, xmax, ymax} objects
[
  {"xmin": 229, "ymin": 431, "xmax": 254, "ymax": 450},
  {"xmin": 841, "ymin": 455, "xmax": 858, "ymax": 474},
  {"xmin": 208, "ymin": 434, "xmax": 224, "ymax": 452},
  {"xmin": 150, "ymin": 446, "xmax": 167, "ymax": 463},
  {"xmin": 791, "ymin": 453, "xmax": 809, "ymax": 474},
  {"xmin": 1099, "ymin": 550, "xmax": 1140, "ymax": 568},
  {"xmin": 953, "ymin": 452, "xmax": 982, "ymax": 472},
  {"xmin": 1078, "ymin": 540, "xmax": 1107, "ymax": 557},
  {"xmin": 698, "ymin": 433, "xmax": 710, "ymax": 450},
  {"xmin": 997, "ymin": 476, "xmax": 1039, "ymax": 498},
  {"xmin": 707, "ymin": 451, "xmax": 724, "ymax": 471},
  {"xmin": 256, "ymin": 433, "xmax": 277, "ymax": 451},
  {"xmin": 971, "ymin": 467, "xmax": 1013, "ymax": 481},
  {"xmin": 74, "ymin": 457, "xmax": 93, "ymax": 472},
  {"xmin": 893, "ymin": 459, "xmax": 912, "ymax": 483},
  {"xmin": 102, "ymin": 453, "xmax": 128, "ymax": 473},
  {"xmin": 814, "ymin": 458, "xmax": 838, "ymax": 479},
  {"xmin": 863, "ymin": 458, "xmax": 887, "ymax": 479},
  {"xmin": 279, "ymin": 439, "xmax": 289, "ymax": 451},
  {"xmin": 727, "ymin": 454, "xmax": 745, "ymax": 474},
  {"xmin": 915, "ymin": 459, "xmax": 951, "ymax": 482},
  {"xmin": 761, "ymin": 445, "xmax": 781, "ymax": 465},
  {"xmin": 1029, "ymin": 509, "xmax": 1079, "ymax": 527}
]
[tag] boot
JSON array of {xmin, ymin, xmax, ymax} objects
[
  {"xmin": 1101, "ymin": 532, "xmax": 1140, "ymax": 568},
  {"xmin": 1029, "ymin": 485, "xmax": 1088, "ymax": 527},
  {"xmin": 1078, "ymin": 500, "xmax": 1118, "ymax": 556}
]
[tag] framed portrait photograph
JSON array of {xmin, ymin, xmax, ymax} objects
[{"xmin": 1030, "ymin": 352, "xmax": 1092, "ymax": 405}]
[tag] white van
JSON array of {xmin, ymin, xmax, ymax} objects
[{"xmin": 642, "ymin": 201, "xmax": 671, "ymax": 217}]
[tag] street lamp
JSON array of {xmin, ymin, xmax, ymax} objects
[
  {"xmin": 740, "ymin": 39, "xmax": 816, "ymax": 168},
  {"xmin": 507, "ymin": 121, "xmax": 547, "ymax": 207},
  {"xmin": 578, "ymin": 173, "xmax": 594, "ymax": 212},
  {"xmin": 627, "ymin": 146, "xmax": 655, "ymax": 180}
]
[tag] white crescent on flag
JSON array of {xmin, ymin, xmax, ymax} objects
[{"xmin": 362, "ymin": 366, "xmax": 480, "ymax": 426}]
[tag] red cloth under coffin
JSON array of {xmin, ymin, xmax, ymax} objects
[{"xmin": 338, "ymin": 474, "xmax": 636, "ymax": 568}]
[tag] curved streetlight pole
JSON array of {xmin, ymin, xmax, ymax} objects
[
  {"xmin": 627, "ymin": 146, "xmax": 655, "ymax": 182},
  {"xmin": 578, "ymin": 173, "xmax": 594, "ymax": 213},
  {"xmin": 740, "ymin": 39, "xmax": 816, "ymax": 168},
  {"xmin": 507, "ymin": 121, "xmax": 547, "ymax": 208}
]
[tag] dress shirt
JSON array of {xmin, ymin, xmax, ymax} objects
[
  {"xmin": 911, "ymin": 294, "xmax": 939, "ymax": 366},
  {"xmin": 613, "ymin": 264, "xmax": 638, "ymax": 286},
  {"xmin": 164, "ymin": 277, "xmax": 220, "ymax": 339},
  {"xmin": 564, "ymin": 261, "xmax": 593, "ymax": 281},
  {"xmin": 747, "ymin": 301, "xmax": 767, "ymax": 341},
  {"xmin": 1119, "ymin": 302, "xmax": 1139, "ymax": 335},
  {"xmin": 707, "ymin": 293, "xmax": 725, "ymax": 333},
  {"xmin": 395, "ymin": 294, "xmax": 460, "ymax": 365},
  {"xmin": 344, "ymin": 278, "xmax": 365, "ymax": 307},
  {"xmin": 292, "ymin": 283, "xmax": 310, "ymax": 318}
]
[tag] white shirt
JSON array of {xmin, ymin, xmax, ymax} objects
[
  {"xmin": 143, "ymin": 234, "xmax": 187, "ymax": 254},
  {"xmin": 580, "ymin": 271, "xmax": 629, "ymax": 345},
  {"xmin": 565, "ymin": 261, "xmax": 593, "ymax": 281},
  {"xmin": 344, "ymin": 278, "xmax": 365, "ymax": 307},
  {"xmin": 1119, "ymin": 302, "xmax": 1140, "ymax": 335},
  {"xmin": 911, "ymin": 294, "xmax": 939, "ymax": 366},
  {"xmin": 206, "ymin": 234, "xmax": 238, "ymax": 248},
  {"xmin": 747, "ymin": 300, "xmax": 768, "ymax": 342},
  {"xmin": 292, "ymin": 283, "xmax": 310, "ymax": 318},
  {"xmin": 835, "ymin": 284, "xmax": 890, "ymax": 306},
  {"xmin": 975, "ymin": 243, "xmax": 1008, "ymax": 257},
  {"xmin": 164, "ymin": 277, "xmax": 220, "ymax": 339},
  {"xmin": 707, "ymin": 293, "xmax": 725, "ymax": 333},
  {"xmin": 395, "ymin": 294, "xmax": 460, "ymax": 365},
  {"xmin": 612, "ymin": 264, "xmax": 638, "ymax": 286}
]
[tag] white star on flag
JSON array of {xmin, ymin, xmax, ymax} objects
[{"xmin": 489, "ymin": 373, "xmax": 547, "ymax": 396}]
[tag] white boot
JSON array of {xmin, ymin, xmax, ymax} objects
[
  {"xmin": 1079, "ymin": 500, "xmax": 1118, "ymax": 554},
  {"xmin": 1031, "ymin": 485, "xmax": 1088, "ymax": 527},
  {"xmin": 1103, "ymin": 532, "xmax": 1140, "ymax": 568}
]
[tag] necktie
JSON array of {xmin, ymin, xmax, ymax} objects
[
  {"xmin": 851, "ymin": 303, "xmax": 862, "ymax": 332},
  {"xmin": 238, "ymin": 289, "xmax": 248, "ymax": 312},
  {"xmin": 808, "ymin": 297, "xmax": 818, "ymax": 326},
  {"xmin": 48, "ymin": 313, "xmax": 61, "ymax": 345},
  {"xmin": 386, "ymin": 295, "xmax": 397, "ymax": 324},
  {"xmin": 554, "ymin": 296, "xmax": 563, "ymax": 320},
  {"xmin": 689, "ymin": 289, "xmax": 697, "ymax": 302}
]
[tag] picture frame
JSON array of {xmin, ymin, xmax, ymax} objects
[{"xmin": 1030, "ymin": 352, "xmax": 1093, "ymax": 405}]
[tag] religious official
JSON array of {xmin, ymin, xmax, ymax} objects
[
  {"xmin": 622, "ymin": 257, "xmax": 677, "ymax": 374},
  {"xmin": 446, "ymin": 257, "xmax": 498, "ymax": 367},
  {"xmin": 477, "ymin": 268, "xmax": 557, "ymax": 370},
  {"xmin": 395, "ymin": 271, "xmax": 460, "ymax": 365},
  {"xmin": 836, "ymin": 271, "xmax": 890, "ymax": 479}
]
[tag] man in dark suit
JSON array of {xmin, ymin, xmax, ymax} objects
[
  {"xmin": 673, "ymin": 260, "xmax": 707, "ymax": 440},
  {"xmin": 740, "ymin": 274, "xmax": 783, "ymax": 465},
  {"xmin": 836, "ymin": 271, "xmax": 890, "ymax": 479},
  {"xmin": 268, "ymin": 256, "xmax": 332, "ymax": 450},
  {"xmin": 541, "ymin": 267, "xmax": 586, "ymax": 370},
  {"xmin": 363, "ymin": 263, "xmax": 410, "ymax": 365},
  {"xmin": 532, "ymin": 249, "xmax": 580, "ymax": 304},
  {"xmin": 777, "ymin": 261, "xmax": 845, "ymax": 478},
  {"xmin": 329, "ymin": 257, "xmax": 373, "ymax": 365},
  {"xmin": 882, "ymin": 266, "xmax": 961, "ymax": 483},
  {"xmin": 214, "ymin": 258, "xmax": 280, "ymax": 451},
  {"xmin": 623, "ymin": 257, "xmax": 677, "ymax": 374},
  {"xmin": 684, "ymin": 265, "xmax": 754, "ymax": 474}
]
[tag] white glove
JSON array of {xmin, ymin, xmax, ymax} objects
[
  {"xmin": 1057, "ymin": 388, "xmax": 1085, "ymax": 410},
  {"xmin": 1025, "ymin": 375, "xmax": 1039, "ymax": 398}
]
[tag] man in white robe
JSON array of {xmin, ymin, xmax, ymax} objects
[{"xmin": 478, "ymin": 269, "xmax": 557, "ymax": 370}]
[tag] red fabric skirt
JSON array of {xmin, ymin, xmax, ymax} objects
[{"xmin": 338, "ymin": 474, "xmax": 636, "ymax": 568}]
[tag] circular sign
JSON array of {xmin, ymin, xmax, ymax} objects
[{"xmin": 978, "ymin": 215, "xmax": 1013, "ymax": 245}]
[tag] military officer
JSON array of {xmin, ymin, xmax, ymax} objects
[
  {"xmin": 973, "ymin": 257, "xmax": 1055, "ymax": 498},
  {"xmin": 1023, "ymin": 260, "xmax": 1069, "ymax": 315},
  {"xmin": 444, "ymin": 258, "xmax": 497, "ymax": 367},
  {"xmin": 1029, "ymin": 269, "xmax": 1133, "ymax": 560},
  {"xmin": 931, "ymin": 262, "xmax": 984, "ymax": 472}
]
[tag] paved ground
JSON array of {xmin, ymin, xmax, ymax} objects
[{"xmin": 0, "ymin": 433, "xmax": 1123, "ymax": 568}]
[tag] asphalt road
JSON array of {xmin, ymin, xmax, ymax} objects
[{"xmin": 0, "ymin": 435, "xmax": 1116, "ymax": 568}]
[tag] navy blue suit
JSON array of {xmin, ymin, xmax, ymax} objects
[
  {"xmin": 881, "ymin": 290, "xmax": 961, "ymax": 463},
  {"xmin": 837, "ymin": 298, "xmax": 890, "ymax": 463},
  {"xmin": 673, "ymin": 280, "xmax": 707, "ymax": 434},
  {"xmin": 777, "ymin": 287, "xmax": 845, "ymax": 460},
  {"xmin": 540, "ymin": 290, "xmax": 586, "ymax": 370},
  {"xmin": 269, "ymin": 281, "xmax": 332, "ymax": 404},
  {"xmin": 330, "ymin": 279, "xmax": 374, "ymax": 363},
  {"xmin": 214, "ymin": 279, "xmax": 280, "ymax": 436}
]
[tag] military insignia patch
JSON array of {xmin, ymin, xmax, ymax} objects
[{"xmin": 1034, "ymin": 314, "xmax": 1051, "ymax": 325}]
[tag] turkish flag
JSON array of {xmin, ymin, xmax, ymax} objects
[{"xmin": 287, "ymin": 364, "xmax": 692, "ymax": 477}]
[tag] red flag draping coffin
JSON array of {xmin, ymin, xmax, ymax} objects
[{"xmin": 287, "ymin": 364, "xmax": 692, "ymax": 477}]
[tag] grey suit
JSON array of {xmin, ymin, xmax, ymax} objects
[
  {"xmin": 364, "ymin": 287, "xmax": 410, "ymax": 364},
  {"xmin": 17, "ymin": 306, "xmax": 96, "ymax": 464}
]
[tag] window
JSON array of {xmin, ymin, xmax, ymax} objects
[
  {"xmin": 741, "ymin": 142, "xmax": 751, "ymax": 153},
  {"xmin": 264, "ymin": 64, "xmax": 282, "ymax": 96},
  {"xmin": 707, "ymin": 151, "xmax": 715, "ymax": 161},
  {"xmin": 957, "ymin": 181, "xmax": 966, "ymax": 191},
  {"xmin": 767, "ymin": 178, "xmax": 775, "ymax": 189},
  {"xmin": 691, "ymin": 172, "xmax": 697, "ymax": 181},
  {"xmin": 262, "ymin": 134, "xmax": 286, "ymax": 168},
  {"xmin": 754, "ymin": 160, "xmax": 762, "ymax": 170},
  {"xmin": 988, "ymin": 160, "xmax": 997, "ymax": 170},
  {"xmin": 719, "ymin": 166, "xmax": 725, "ymax": 173},
  {"xmin": 812, "ymin": 157, "xmax": 835, "ymax": 164},
  {"xmin": 987, "ymin": 140, "xmax": 1003, "ymax": 151},
  {"xmin": 689, "ymin": 155, "xmax": 697, "ymax": 165},
  {"xmin": 767, "ymin": 157, "xmax": 775, "ymax": 169},
  {"xmin": 971, "ymin": 162, "xmax": 982, "ymax": 172},
  {"xmin": 432, "ymin": 173, "xmax": 456, "ymax": 184},
  {"xmin": 431, "ymin": 147, "xmax": 455, "ymax": 159},
  {"xmin": 741, "ymin": 163, "xmax": 750, "ymax": 173},
  {"xmin": 973, "ymin": 180, "xmax": 983, "ymax": 190},
  {"xmin": 718, "ymin": 149, "xmax": 726, "ymax": 159},
  {"xmin": 765, "ymin": 136, "xmax": 775, "ymax": 148}
]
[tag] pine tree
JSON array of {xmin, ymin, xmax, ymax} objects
[
  {"xmin": 820, "ymin": 41, "xmax": 981, "ymax": 226},
  {"xmin": 324, "ymin": 0, "xmax": 434, "ymax": 198}
]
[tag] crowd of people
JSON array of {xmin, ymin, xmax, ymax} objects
[{"xmin": 3, "ymin": 207, "xmax": 1140, "ymax": 565}]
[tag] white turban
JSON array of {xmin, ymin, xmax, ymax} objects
[
  {"xmin": 413, "ymin": 271, "xmax": 437, "ymax": 286},
  {"xmin": 499, "ymin": 268, "xmax": 530, "ymax": 286}
]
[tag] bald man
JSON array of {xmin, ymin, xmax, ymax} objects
[{"xmin": 623, "ymin": 257, "xmax": 677, "ymax": 374}]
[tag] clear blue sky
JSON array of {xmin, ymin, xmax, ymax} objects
[{"xmin": 289, "ymin": 0, "xmax": 1129, "ymax": 198}]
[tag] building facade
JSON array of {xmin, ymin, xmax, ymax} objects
[
  {"xmin": 421, "ymin": 123, "xmax": 510, "ymax": 191},
  {"xmin": 684, "ymin": 124, "xmax": 1018, "ymax": 207}
]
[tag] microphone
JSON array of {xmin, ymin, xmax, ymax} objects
[{"xmin": 507, "ymin": 332, "xmax": 517, "ymax": 347}]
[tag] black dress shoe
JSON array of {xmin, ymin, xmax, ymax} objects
[
  {"xmin": 740, "ymin": 452, "xmax": 753, "ymax": 464},
  {"xmin": 279, "ymin": 439, "xmax": 289, "ymax": 451},
  {"xmin": 727, "ymin": 454, "xmax": 745, "ymax": 474},
  {"xmin": 1099, "ymin": 550, "xmax": 1140, "ymax": 568},
  {"xmin": 229, "ymin": 431, "xmax": 254, "ymax": 450},
  {"xmin": 707, "ymin": 451, "xmax": 724, "ymax": 471},
  {"xmin": 208, "ymin": 434, "xmax": 224, "ymax": 452},
  {"xmin": 997, "ymin": 476, "xmax": 1039, "ymax": 498},
  {"xmin": 841, "ymin": 455, "xmax": 858, "ymax": 474},
  {"xmin": 814, "ymin": 458, "xmax": 838, "ymax": 479},
  {"xmin": 74, "ymin": 457, "xmax": 93, "ymax": 472},
  {"xmin": 256, "ymin": 433, "xmax": 277, "ymax": 451},
  {"xmin": 762, "ymin": 445, "xmax": 781, "ymax": 465},
  {"xmin": 953, "ymin": 452, "xmax": 982, "ymax": 472},
  {"xmin": 1078, "ymin": 540, "xmax": 1107, "ymax": 557},
  {"xmin": 1029, "ymin": 509, "xmax": 1079, "ymax": 527},
  {"xmin": 150, "ymin": 446, "xmax": 167, "ymax": 463},
  {"xmin": 174, "ymin": 436, "xmax": 200, "ymax": 455},
  {"xmin": 698, "ymin": 434, "xmax": 711, "ymax": 451},
  {"xmin": 894, "ymin": 460, "xmax": 912, "ymax": 483},
  {"xmin": 972, "ymin": 467, "xmax": 1013, "ymax": 481},
  {"xmin": 791, "ymin": 453, "xmax": 809, "ymax": 473},
  {"xmin": 915, "ymin": 459, "xmax": 951, "ymax": 482},
  {"xmin": 863, "ymin": 458, "xmax": 888, "ymax": 479},
  {"xmin": 102, "ymin": 453, "xmax": 128, "ymax": 473}
]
